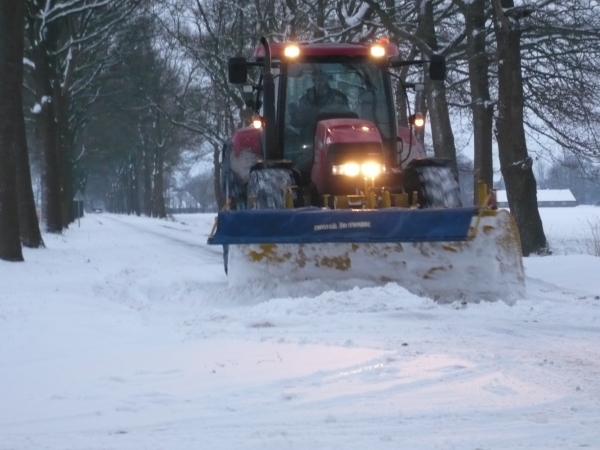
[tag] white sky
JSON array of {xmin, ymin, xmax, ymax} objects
[{"xmin": 2, "ymin": 206, "xmax": 600, "ymax": 449}]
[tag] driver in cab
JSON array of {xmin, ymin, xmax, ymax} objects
[{"xmin": 290, "ymin": 69, "xmax": 349, "ymax": 129}]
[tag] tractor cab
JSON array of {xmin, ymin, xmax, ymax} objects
[
  {"xmin": 283, "ymin": 61, "xmax": 393, "ymax": 180},
  {"xmin": 225, "ymin": 38, "xmax": 446, "ymax": 208}
]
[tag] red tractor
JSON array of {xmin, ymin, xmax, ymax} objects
[
  {"xmin": 220, "ymin": 38, "xmax": 460, "ymax": 213},
  {"xmin": 211, "ymin": 37, "xmax": 524, "ymax": 303}
]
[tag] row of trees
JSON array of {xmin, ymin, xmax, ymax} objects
[
  {"xmin": 2, "ymin": 0, "xmax": 600, "ymax": 262},
  {"xmin": 0, "ymin": 0, "xmax": 206, "ymax": 261},
  {"xmin": 1, "ymin": 0, "xmax": 146, "ymax": 260}
]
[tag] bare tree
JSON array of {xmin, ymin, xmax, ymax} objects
[
  {"xmin": 78, "ymin": 15, "xmax": 194, "ymax": 217},
  {"xmin": 418, "ymin": 0, "xmax": 460, "ymax": 172},
  {"xmin": 9, "ymin": 0, "xmax": 44, "ymax": 248},
  {"xmin": 152, "ymin": 0, "xmax": 254, "ymax": 207},
  {"xmin": 453, "ymin": 0, "xmax": 494, "ymax": 193},
  {"xmin": 520, "ymin": 0, "xmax": 600, "ymax": 162},
  {"xmin": 24, "ymin": 0, "xmax": 142, "ymax": 232},
  {"xmin": 493, "ymin": 0, "xmax": 548, "ymax": 255}
]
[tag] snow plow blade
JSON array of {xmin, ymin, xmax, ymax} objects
[{"xmin": 208, "ymin": 208, "xmax": 525, "ymax": 303}]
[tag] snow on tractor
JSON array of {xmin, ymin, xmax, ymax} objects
[{"xmin": 209, "ymin": 37, "xmax": 525, "ymax": 302}]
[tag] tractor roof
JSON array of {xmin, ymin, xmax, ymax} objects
[{"xmin": 252, "ymin": 42, "xmax": 400, "ymax": 59}]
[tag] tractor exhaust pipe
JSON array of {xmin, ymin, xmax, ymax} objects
[{"xmin": 260, "ymin": 37, "xmax": 278, "ymax": 160}]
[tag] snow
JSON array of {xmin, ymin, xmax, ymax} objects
[
  {"xmin": 23, "ymin": 58, "xmax": 35, "ymax": 69},
  {"xmin": 227, "ymin": 210, "xmax": 526, "ymax": 304},
  {"xmin": 31, "ymin": 96, "xmax": 52, "ymax": 114},
  {"xmin": 2, "ymin": 208, "xmax": 600, "ymax": 449}
]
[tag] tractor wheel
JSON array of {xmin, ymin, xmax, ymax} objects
[
  {"xmin": 247, "ymin": 168, "xmax": 296, "ymax": 209},
  {"xmin": 403, "ymin": 159, "xmax": 462, "ymax": 208},
  {"xmin": 224, "ymin": 168, "xmax": 294, "ymax": 275}
]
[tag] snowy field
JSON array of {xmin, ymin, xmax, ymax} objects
[{"xmin": 1, "ymin": 206, "xmax": 600, "ymax": 449}]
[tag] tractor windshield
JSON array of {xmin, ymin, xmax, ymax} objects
[{"xmin": 283, "ymin": 61, "xmax": 391, "ymax": 176}]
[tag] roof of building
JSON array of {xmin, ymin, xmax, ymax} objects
[{"xmin": 496, "ymin": 189, "xmax": 576, "ymax": 203}]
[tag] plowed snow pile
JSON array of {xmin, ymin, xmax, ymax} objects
[{"xmin": 1, "ymin": 207, "xmax": 600, "ymax": 449}]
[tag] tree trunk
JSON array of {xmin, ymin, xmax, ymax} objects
[
  {"xmin": 33, "ymin": 41, "xmax": 63, "ymax": 233},
  {"xmin": 464, "ymin": 0, "xmax": 493, "ymax": 198},
  {"xmin": 130, "ymin": 154, "xmax": 141, "ymax": 215},
  {"xmin": 284, "ymin": 0, "xmax": 297, "ymax": 39},
  {"xmin": 9, "ymin": 0, "xmax": 43, "ymax": 248},
  {"xmin": 142, "ymin": 148, "xmax": 153, "ymax": 216},
  {"xmin": 37, "ymin": 96, "xmax": 63, "ymax": 232},
  {"xmin": 153, "ymin": 148, "xmax": 166, "ymax": 218},
  {"xmin": 56, "ymin": 83, "xmax": 74, "ymax": 227},
  {"xmin": 314, "ymin": 0, "xmax": 325, "ymax": 38},
  {"xmin": 0, "ymin": 0, "xmax": 25, "ymax": 261},
  {"xmin": 493, "ymin": 0, "xmax": 548, "ymax": 256},
  {"xmin": 421, "ymin": 0, "xmax": 458, "ymax": 170},
  {"xmin": 15, "ymin": 72, "xmax": 45, "ymax": 248},
  {"xmin": 152, "ymin": 111, "xmax": 166, "ymax": 218},
  {"xmin": 57, "ymin": 46, "xmax": 78, "ymax": 226},
  {"xmin": 25, "ymin": 6, "xmax": 64, "ymax": 233}
]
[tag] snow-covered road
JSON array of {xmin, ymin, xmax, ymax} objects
[{"xmin": 1, "ymin": 210, "xmax": 600, "ymax": 449}]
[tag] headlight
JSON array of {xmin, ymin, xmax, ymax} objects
[
  {"xmin": 361, "ymin": 162, "xmax": 383, "ymax": 178},
  {"xmin": 332, "ymin": 163, "xmax": 360, "ymax": 176},
  {"xmin": 284, "ymin": 44, "xmax": 300, "ymax": 58},
  {"xmin": 332, "ymin": 162, "xmax": 384, "ymax": 178},
  {"xmin": 370, "ymin": 44, "xmax": 386, "ymax": 58}
]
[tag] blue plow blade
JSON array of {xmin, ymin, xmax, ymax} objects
[{"xmin": 208, "ymin": 207, "xmax": 478, "ymax": 245}]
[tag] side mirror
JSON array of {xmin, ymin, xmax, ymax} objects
[
  {"xmin": 429, "ymin": 54, "xmax": 446, "ymax": 81},
  {"xmin": 228, "ymin": 57, "xmax": 248, "ymax": 84}
]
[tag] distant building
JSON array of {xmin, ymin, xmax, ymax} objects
[{"xmin": 496, "ymin": 189, "xmax": 577, "ymax": 208}]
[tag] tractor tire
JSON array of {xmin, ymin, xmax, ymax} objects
[
  {"xmin": 223, "ymin": 167, "xmax": 295, "ymax": 275},
  {"xmin": 403, "ymin": 159, "xmax": 462, "ymax": 208},
  {"xmin": 247, "ymin": 168, "xmax": 296, "ymax": 209}
]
